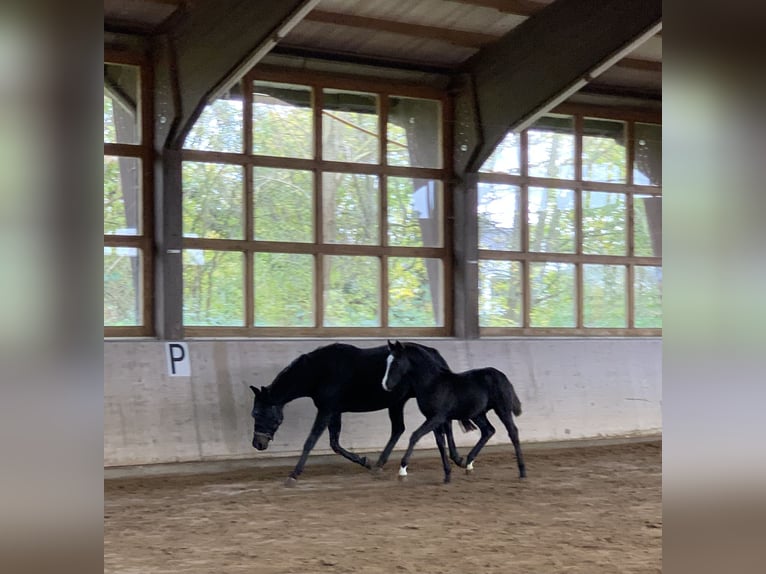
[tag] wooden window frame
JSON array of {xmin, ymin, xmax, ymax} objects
[
  {"xmin": 478, "ymin": 104, "xmax": 661, "ymax": 336},
  {"xmin": 181, "ymin": 66, "xmax": 453, "ymax": 337},
  {"xmin": 104, "ymin": 51, "xmax": 154, "ymax": 337}
]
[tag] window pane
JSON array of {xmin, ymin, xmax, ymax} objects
[
  {"xmin": 104, "ymin": 63, "xmax": 139, "ymax": 144},
  {"xmin": 582, "ymin": 118, "xmax": 626, "ymax": 183},
  {"xmin": 479, "ymin": 260, "xmax": 522, "ymax": 327},
  {"xmin": 583, "ymin": 264, "xmax": 626, "ymax": 327},
  {"xmin": 634, "ymin": 123, "xmax": 662, "ymax": 186},
  {"xmin": 183, "ymin": 162, "xmax": 243, "ymax": 239},
  {"xmin": 635, "ymin": 266, "xmax": 662, "ymax": 328},
  {"xmin": 323, "ymin": 89, "xmax": 379, "ymax": 164},
  {"xmin": 253, "ymin": 82, "xmax": 313, "ymax": 159},
  {"xmin": 183, "ymin": 250, "xmax": 244, "ymax": 326},
  {"xmin": 634, "ymin": 195, "xmax": 662, "ymax": 257},
  {"xmin": 254, "ymin": 168, "xmax": 313, "ymax": 242},
  {"xmin": 582, "ymin": 191, "xmax": 626, "ymax": 255},
  {"xmin": 104, "ymin": 156, "xmax": 141, "ymax": 235},
  {"xmin": 527, "ymin": 115, "xmax": 575, "ymax": 179},
  {"xmin": 104, "ymin": 247, "xmax": 141, "ymax": 326},
  {"xmin": 322, "ymin": 173, "xmax": 379, "ymax": 245},
  {"xmin": 389, "ymin": 258, "xmax": 443, "ymax": 327},
  {"xmin": 388, "ymin": 177, "xmax": 442, "ymax": 247},
  {"xmin": 478, "ymin": 183, "xmax": 521, "ymax": 251},
  {"xmin": 530, "ymin": 262, "xmax": 575, "ymax": 327},
  {"xmin": 324, "ymin": 256, "xmax": 380, "ymax": 327},
  {"xmin": 481, "ymin": 132, "xmax": 520, "ymax": 174},
  {"xmin": 528, "ymin": 187, "xmax": 575, "ymax": 253},
  {"xmin": 185, "ymin": 95, "xmax": 243, "ymax": 153},
  {"xmin": 387, "ymin": 96, "xmax": 441, "ymax": 168},
  {"xmin": 255, "ymin": 253, "xmax": 314, "ymax": 326}
]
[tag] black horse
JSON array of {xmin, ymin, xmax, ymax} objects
[
  {"xmin": 382, "ymin": 340, "xmax": 526, "ymax": 484},
  {"xmin": 250, "ymin": 342, "xmax": 473, "ymax": 484}
]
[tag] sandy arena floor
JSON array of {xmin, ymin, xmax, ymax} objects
[{"xmin": 105, "ymin": 440, "xmax": 661, "ymax": 573}]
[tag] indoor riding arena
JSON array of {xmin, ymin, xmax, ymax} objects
[{"xmin": 104, "ymin": 1, "xmax": 662, "ymax": 572}]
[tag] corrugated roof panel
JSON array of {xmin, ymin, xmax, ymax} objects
[{"xmin": 283, "ymin": 20, "xmax": 476, "ymax": 66}]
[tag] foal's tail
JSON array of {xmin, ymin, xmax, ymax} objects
[
  {"xmin": 458, "ymin": 419, "xmax": 477, "ymax": 432},
  {"xmin": 491, "ymin": 368, "xmax": 522, "ymax": 417}
]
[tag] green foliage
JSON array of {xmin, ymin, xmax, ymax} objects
[
  {"xmin": 183, "ymin": 162, "xmax": 243, "ymax": 239},
  {"xmin": 478, "ymin": 260, "xmax": 522, "ymax": 327},
  {"xmin": 104, "ymin": 248, "xmax": 140, "ymax": 326},
  {"xmin": 255, "ymin": 253, "xmax": 314, "ymax": 326},
  {"xmin": 324, "ymin": 256, "xmax": 380, "ymax": 327},
  {"xmin": 254, "ymin": 168, "xmax": 313, "ymax": 242},
  {"xmin": 323, "ymin": 173, "xmax": 379, "ymax": 244},
  {"xmin": 635, "ymin": 266, "xmax": 662, "ymax": 327},
  {"xmin": 582, "ymin": 192, "xmax": 626, "ymax": 255},
  {"xmin": 183, "ymin": 251, "xmax": 244, "ymax": 326},
  {"xmin": 186, "ymin": 99, "xmax": 243, "ymax": 153},
  {"xmin": 389, "ymin": 258, "xmax": 441, "ymax": 326},
  {"xmin": 583, "ymin": 264, "xmax": 626, "ymax": 328},
  {"xmin": 529, "ymin": 262, "xmax": 575, "ymax": 327}
]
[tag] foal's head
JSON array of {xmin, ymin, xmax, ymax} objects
[
  {"xmin": 250, "ymin": 385, "xmax": 284, "ymax": 451},
  {"xmin": 381, "ymin": 340, "xmax": 412, "ymax": 392}
]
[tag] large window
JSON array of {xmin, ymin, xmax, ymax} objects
[
  {"xmin": 478, "ymin": 111, "xmax": 662, "ymax": 335},
  {"xmin": 181, "ymin": 70, "xmax": 450, "ymax": 335},
  {"xmin": 104, "ymin": 55, "xmax": 153, "ymax": 335}
]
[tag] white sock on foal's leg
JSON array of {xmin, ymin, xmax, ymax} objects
[{"xmin": 398, "ymin": 466, "xmax": 408, "ymax": 477}]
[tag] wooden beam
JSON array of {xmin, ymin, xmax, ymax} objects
[
  {"xmin": 454, "ymin": 0, "xmax": 662, "ymax": 173},
  {"xmin": 304, "ymin": 10, "xmax": 499, "ymax": 49},
  {"xmin": 617, "ymin": 58, "xmax": 662, "ymax": 72},
  {"xmin": 447, "ymin": 0, "xmax": 550, "ymax": 17}
]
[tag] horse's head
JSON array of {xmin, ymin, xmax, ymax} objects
[
  {"xmin": 250, "ymin": 385, "xmax": 284, "ymax": 451},
  {"xmin": 381, "ymin": 339, "xmax": 411, "ymax": 392}
]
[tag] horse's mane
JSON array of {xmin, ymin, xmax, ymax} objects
[
  {"xmin": 404, "ymin": 342, "xmax": 451, "ymax": 374},
  {"xmin": 269, "ymin": 353, "xmax": 308, "ymax": 390}
]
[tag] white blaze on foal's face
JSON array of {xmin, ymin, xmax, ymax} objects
[{"xmin": 381, "ymin": 354, "xmax": 394, "ymax": 390}]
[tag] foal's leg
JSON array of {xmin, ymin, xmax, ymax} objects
[
  {"xmin": 374, "ymin": 405, "xmax": 406, "ymax": 469},
  {"xmin": 398, "ymin": 417, "xmax": 445, "ymax": 477},
  {"xmin": 328, "ymin": 413, "xmax": 372, "ymax": 469},
  {"xmin": 464, "ymin": 412, "xmax": 496, "ymax": 471},
  {"xmin": 497, "ymin": 411, "xmax": 527, "ymax": 479},
  {"xmin": 287, "ymin": 411, "xmax": 332, "ymax": 484},
  {"xmin": 432, "ymin": 428, "xmax": 453, "ymax": 484},
  {"xmin": 443, "ymin": 422, "xmax": 466, "ymax": 468}
]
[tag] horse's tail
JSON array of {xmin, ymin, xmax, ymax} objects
[{"xmin": 458, "ymin": 419, "xmax": 477, "ymax": 432}]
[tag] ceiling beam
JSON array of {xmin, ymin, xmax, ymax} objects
[
  {"xmin": 304, "ymin": 10, "xmax": 498, "ymax": 49},
  {"xmin": 617, "ymin": 58, "xmax": 662, "ymax": 72},
  {"xmin": 454, "ymin": 0, "xmax": 661, "ymax": 173},
  {"xmin": 154, "ymin": 0, "xmax": 319, "ymax": 149},
  {"xmin": 447, "ymin": 0, "xmax": 550, "ymax": 17}
]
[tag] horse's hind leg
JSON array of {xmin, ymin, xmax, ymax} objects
[
  {"xmin": 432, "ymin": 428, "xmax": 452, "ymax": 483},
  {"xmin": 497, "ymin": 412, "xmax": 527, "ymax": 479},
  {"xmin": 328, "ymin": 413, "xmax": 372, "ymax": 469},
  {"xmin": 374, "ymin": 405, "xmax": 406, "ymax": 469},
  {"xmin": 464, "ymin": 413, "xmax": 495, "ymax": 471}
]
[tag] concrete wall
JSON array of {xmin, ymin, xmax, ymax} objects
[{"xmin": 104, "ymin": 339, "xmax": 661, "ymax": 467}]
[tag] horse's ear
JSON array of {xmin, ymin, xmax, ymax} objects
[
  {"xmin": 387, "ymin": 339, "xmax": 394, "ymax": 350},
  {"xmin": 250, "ymin": 385, "xmax": 260, "ymax": 396},
  {"xmin": 394, "ymin": 340, "xmax": 404, "ymax": 350}
]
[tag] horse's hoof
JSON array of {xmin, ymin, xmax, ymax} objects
[
  {"xmin": 465, "ymin": 461, "xmax": 474, "ymax": 474},
  {"xmin": 371, "ymin": 465, "xmax": 384, "ymax": 474},
  {"xmin": 443, "ymin": 475, "xmax": 451, "ymax": 484},
  {"xmin": 454, "ymin": 457, "xmax": 466, "ymax": 468},
  {"xmin": 397, "ymin": 474, "xmax": 408, "ymax": 482},
  {"xmin": 360, "ymin": 456, "xmax": 373, "ymax": 470},
  {"xmin": 284, "ymin": 476, "xmax": 298, "ymax": 488}
]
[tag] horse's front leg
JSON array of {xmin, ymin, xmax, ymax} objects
[
  {"xmin": 398, "ymin": 417, "xmax": 445, "ymax": 478},
  {"xmin": 286, "ymin": 411, "xmax": 331, "ymax": 485},
  {"xmin": 373, "ymin": 405, "xmax": 406, "ymax": 469},
  {"xmin": 328, "ymin": 412, "xmax": 372, "ymax": 469}
]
